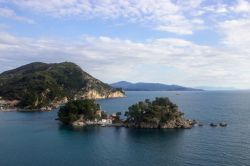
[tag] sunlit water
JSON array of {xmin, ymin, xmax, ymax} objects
[{"xmin": 0, "ymin": 91, "xmax": 250, "ymax": 166}]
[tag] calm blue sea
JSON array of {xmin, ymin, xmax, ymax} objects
[{"xmin": 0, "ymin": 91, "xmax": 250, "ymax": 166}]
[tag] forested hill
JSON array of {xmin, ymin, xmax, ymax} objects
[{"xmin": 0, "ymin": 62, "xmax": 125, "ymax": 109}]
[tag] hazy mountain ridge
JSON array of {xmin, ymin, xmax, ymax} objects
[
  {"xmin": 195, "ymin": 86, "xmax": 240, "ymax": 91},
  {"xmin": 110, "ymin": 81, "xmax": 202, "ymax": 91}
]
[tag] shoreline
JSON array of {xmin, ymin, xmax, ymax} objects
[
  {"xmin": 0, "ymin": 108, "xmax": 52, "ymax": 112},
  {"xmin": 0, "ymin": 95, "xmax": 127, "ymax": 112},
  {"xmin": 70, "ymin": 119, "xmax": 196, "ymax": 129}
]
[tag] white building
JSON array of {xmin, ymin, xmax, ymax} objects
[{"xmin": 101, "ymin": 119, "xmax": 112, "ymax": 125}]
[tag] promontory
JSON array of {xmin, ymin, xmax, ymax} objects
[{"xmin": 0, "ymin": 62, "xmax": 125, "ymax": 111}]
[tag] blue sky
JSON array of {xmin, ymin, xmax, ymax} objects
[{"xmin": 0, "ymin": 0, "xmax": 250, "ymax": 88}]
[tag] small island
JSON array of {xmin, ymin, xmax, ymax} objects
[
  {"xmin": 58, "ymin": 97, "xmax": 193, "ymax": 129},
  {"xmin": 58, "ymin": 99, "xmax": 122, "ymax": 127},
  {"xmin": 124, "ymin": 97, "xmax": 193, "ymax": 129}
]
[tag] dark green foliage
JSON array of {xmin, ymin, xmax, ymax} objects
[
  {"xmin": 116, "ymin": 112, "xmax": 122, "ymax": 116},
  {"xmin": 58, "ymin": 99, "xmax": 100, "ymax": 124},
  {"xmin": 112, "ymin": 112, "xmax": 122, "ymax": 123},
  {"xmin": 0, "ymin": 62, "xmax": 123, "ymax": 109},
  {"xmin": 101, "ymin": 111, "xmax": 108, "ymax": 119},
  {"xmin": 125, "ymin": 97, "xmax": 183, "ymax": 124}
]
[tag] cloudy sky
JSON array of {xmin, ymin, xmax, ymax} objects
[{"xmin": 0, "ymin": 0, "xmax": 250, "ymax": 88}]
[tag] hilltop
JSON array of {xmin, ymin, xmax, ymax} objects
[{"xmin": 0, "ymin": 62, "xmax": 125, "ymax": 110}]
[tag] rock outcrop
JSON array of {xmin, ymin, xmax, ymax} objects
[
  {"xmin": 79, "ymin": 89, "xmax": 126, "ymax": 99},
  {"xmin": 159, "ymin": 118, "xmax": 193, "ymax": 129},
  {"xmin": 125, "ymin": 118, "xmax": 193, "ymax": 129}
]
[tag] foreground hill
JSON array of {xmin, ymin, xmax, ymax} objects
[
  {"xmin": 110, "ymin": 81, "xmax": 202, "ymax": 91},
  {"xmin": 0, "ymin": 62, "xmax": 125, "ymax": 110}
]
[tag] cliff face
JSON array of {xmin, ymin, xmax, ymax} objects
[
  {"xmin": 79, "ymin": 89, "xmax": 125, "ymax": 99},
  {"xmin": 0, "ymin": 62, "xmax": 125, "ymax": 110}
]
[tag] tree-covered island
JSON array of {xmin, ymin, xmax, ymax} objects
[
  {"xmin": 58, "ymin": 99, "xmax": 121, "ymax": 127},
  {"xmin": 124, "ymin": 97, "xmax": 192, "ymax": 128},
  {"xmin": 58, "ymin": 97, "xmax": 193, "ymax": 129}
]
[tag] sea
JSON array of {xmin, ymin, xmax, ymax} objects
[{"xmin": 0, "ymin": 91, "xmax": 250, "ymax": 166}]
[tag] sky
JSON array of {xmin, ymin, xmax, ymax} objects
[{"xmin": 0, "ymin": 0, "xmax": 250, "ymax": 88}]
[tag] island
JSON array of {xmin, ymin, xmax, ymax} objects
[
  {"xmin": 0, "ymin": 62, "xmax": 125, "ymax": 111},
  {"xmin": 57, "ymin": 97, "xmax": 193, "ymax": 129},
  {"xmin": 124, "ymin": 97, "xmax": 193, "ymax": 128}
]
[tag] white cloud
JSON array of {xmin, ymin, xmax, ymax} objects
[
  {"xmin": 0, "ymin": 7, "xmax": 34, "ymax": 24},
  {"xmin": 233, "ymin": 0, "xmax": 250, "ymax": 13},
  {"xmin": 4, "ymin": 0, "xmax": 250, "ymax": 35},
  {"xmin": 1, "ymin": 31, "xmax": 250, "ymax": 88},
  {"xmin": 219, "ymin": 19, "xmax": 250, "ymax": 48},
  {"xmin": 2, "ymin": 0, "xmax": 250, "ymax": 35},
  {"xmin": 0, "ymin": 1, "xmax": 250, "ymax": 88},
  {"xmin": 4, "ymin": 0, "xmax": 207, "ymax": 34}
]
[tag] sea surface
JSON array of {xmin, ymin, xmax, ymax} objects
[{"xmin": 0, "ymin": 91, "xmax": 250, "ymax": 166}]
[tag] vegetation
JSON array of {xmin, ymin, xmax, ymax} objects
[
  {"xmin": 125, "ymin": 97, "xmax": 184, "ymax": 125},
  {"xmin": 58, "ymin": 99, "xmax": 100, "ymax": 124},
  {"xmin": 101, "ymin": 111, "xmax": 108, "ymax": 119},
  {"xmin": 112, "ymin": 112, "xmax": 122, "ymax": 123},
  {"xmin": 0, "ymin": 62, "xmax": 124, "ymax": 109},
  {"xmin": 57, "ymin": 97, "xmax": 191, "ymax": 128}
]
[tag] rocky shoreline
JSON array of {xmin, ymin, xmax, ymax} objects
[
  {"xmin": 69, "ymin": 118, "xmax": 195, "ymax": 129},
  {"xmin": 0, "ymin": 91, "xmax": 126, "ymax": 112},
  {"xmin": 124, "ymin": 118, "xmax": 194, "ymax": 129},
  {"xmin": 69, "ymin": 119, "xmax": 228, "ymax": 129}
]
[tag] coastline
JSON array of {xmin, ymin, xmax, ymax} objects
[
  {"xmin": 0, "ymin": 108, "xmax": 51, "ymax": 112},
  {"xmin": 0, "ymin": 94, "xmax": 126, "ymax": 112}
]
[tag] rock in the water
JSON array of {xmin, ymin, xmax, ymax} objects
[
  {"xmin": 198, "ymin": 123, "xmax": 203, "ymax": 127},
  {"xmin": 210, "ymin": 123, "xmax": 218, "ymax": 127},
  {"xmin": 219, "ymin": 122, "xmax": 227, "ymax": 127}
]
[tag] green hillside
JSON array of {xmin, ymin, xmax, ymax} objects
[{"xmin": 0, "ymin": 62, "xmax": 124, "ymax": 109}]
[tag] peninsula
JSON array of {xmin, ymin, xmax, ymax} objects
[{"xmin": 0, "ymin": 62, "xmax": 125, "ymax": 111}]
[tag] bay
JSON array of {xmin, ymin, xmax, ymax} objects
[{"xmin": 0, "ymin": 91, "xmax": 250, "ymax": 166}]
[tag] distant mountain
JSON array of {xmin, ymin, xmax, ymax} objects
[
  {"xmin": 195, "ymin": 86, "xmax": 239, "ymax": 91},
  {"xmin": 110, "ymin": 81, "xmax": 202, "ymax": 91},
  {"xmin": 110, "ymin": 81, "xmax": 133, "ymax": 88},
  {"xmin": 0, "ymin": 62, "xmax": 125, "ymax": 110}
]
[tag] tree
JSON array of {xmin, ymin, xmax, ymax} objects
[
  {"xmin": 124, "ymin": 97, "xmax": 182, "ymax": 124},
  {"xmin": 116, "ymin": 112, "xmax": 122, "ymax": 117},
  {"xmin": 101, "ymin": 111, "xmax": 108, "ymax": 119},
  {"xmin": 58, "ymin": 99, "xmax": 99, "ymax": 124},
  {"xmin": 112, "ymin": 112, "xmax": 122, "ymax": 124}
]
